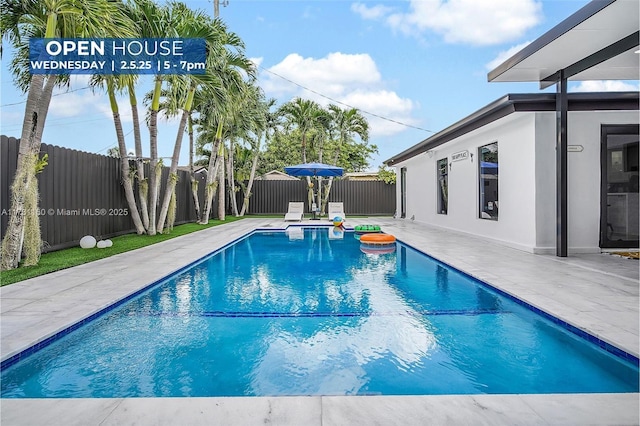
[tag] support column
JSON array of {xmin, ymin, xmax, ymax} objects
[{"xmin": 556, "ymin": 70, "xmax": 568, "ymax": 257}]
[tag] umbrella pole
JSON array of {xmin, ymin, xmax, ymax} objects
[{"xmin": 311, "ymin": 174, "xmax": 320, "ymax": 220}]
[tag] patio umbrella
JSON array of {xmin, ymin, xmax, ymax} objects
[
  {"xmin": 285, "ymin": 163, "xmax": 344, "ymax": 217},
  {"xmin": 284, "ymin": 162, "xmax": 344, "ymax": 177}
]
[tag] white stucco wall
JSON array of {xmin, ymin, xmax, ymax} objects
[
  {"xmin": 394, "ymin": 109, "xmax": 639, "ymax": 254},
  {"xmin": 534, "ymin": 110, "xmax": 640, "ymax": 253},
  {"xmin": 394, "ymin": 113, "xmax": 538, "ymax": 252},
  {"xmin": 533, "ymin": 113, "xmax": 556, "ymax": 252}
]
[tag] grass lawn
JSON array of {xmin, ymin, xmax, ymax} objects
[{"xmin": 0, "ymin": 217, "xmax": 244, "ymax": 286}]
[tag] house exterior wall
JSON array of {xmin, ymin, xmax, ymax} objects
[
  {"xmin": 533, "ymin": 112, "xmax": 556, "ymax": 252},
  {"xmin": 534, "ymin": 110, "xmax": 640, "ymax": 253},
  {"xmin": 394, "ymin": 109, "xmax": 639, "ymax": 254},
  {"xmin": 394, "ymin": 113, "xmax": 538, "ymax": 252}
]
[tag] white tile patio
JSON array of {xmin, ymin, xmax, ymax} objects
[{"xmin": 1, "ymin": 218, "xmax": 638, "ymax": 425}]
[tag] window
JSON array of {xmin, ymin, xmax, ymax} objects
[
  {"xmin": 400, "ymin": 167, "xmax": 407, "ymax": 218},
  {"xmin": 479, "ymin": 142, "xmax": 498, "ymax": 220},
  {"xmin": 437, "ymin": 158, "xmax": 448, "ymax": 214}
]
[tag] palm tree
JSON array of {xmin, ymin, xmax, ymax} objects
[
  {"xmin": 223, "ymin": 81, "xmax": 264, "ymax": 217},
  {"xmin": 279, "ymin": 98, "xmax": 325, "ymax": 210},
  {"xmin": 121, "ymin": 0, "xmax": 154, "ymax": 231},
  {"xmin": 156, "ymin": 7, "xmax": 253, "ymax": 232},
  {"xmin": 132, "ymin": 0, "xmax": 173, "ymax": 235},
  {"xmin": 195, "ymin": 36, "xmax": 253, "ymax": 224},
  {"xmin": 187, "ymin": 113, "xmax": 201, "ymax": 221},
  {"xmin": 321, "ymin": 105, "xmax": 369, "ymax": 212},
  {"xmin": 102, "ymin": 75, "xmax": 146, "ymax": 234},
  {"xmin": 0, "ymin": 0, "xmax": 134, "ymax": 270},
  {"xmin": 310, "ymin": 108, "xmax": 332, "ymax": 212},
  {"xmin": 239, "ymin": 95, "xmax": 277, "ymax": 216}
]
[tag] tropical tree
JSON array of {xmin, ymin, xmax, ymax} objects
[
  {"xmin": 221, "ymin": 81, "xmax": 266, "ymax": 217},
  {"xmin": 121, "ymin": 0, "xmax": 157, "ymax": 232},
  {"xmin": 279, "ymin": 98, "xmax": 324, "ymax": 165},
  {"xmin": 103, "ymin": 75, "xmax": 146, "ymax": 234},
  {"xmin": 0, "ymin": 0, "xmax": 134, "ymax": 270},
  {"xmin": 156, "ymin": 4, "xmax": 254, "ymax": 232},
  {"xmin": 278, "ymin": 98, "xmax": 326, "ymax": 210},
  {"xmin": 377, "ymin": 165, "xmax": 396, "ymax": 184},
  {"xmin": 187, "ymin": 112, "xmax": 201, "ymax": 221},
  {"xmin": 321, "ymin": 105, "xmax": 370, "ymax": 212},
  {"xmin": 134, "ymin": 0, "xmax": 173, "ymax": 235},
  {"xmin": 238, "ymin": 95, "xmax": 277, "ymax": 216},
  {"xmin": 194, "ymin": 34, "xmax": 254, "ymax": 224}
]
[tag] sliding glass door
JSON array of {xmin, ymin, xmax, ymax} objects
[{"xmin": 600, "ymin": 124, "xmax": 639, "ymax": 248}]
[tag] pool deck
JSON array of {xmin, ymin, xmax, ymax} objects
[{"xmin": 1, "ymin": 217, "xmax": 638, "ymax": 425}]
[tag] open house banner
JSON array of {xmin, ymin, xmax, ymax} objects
[{"xmin": 29, "ymin": 38, "xmax": 206, "ymax": 75}]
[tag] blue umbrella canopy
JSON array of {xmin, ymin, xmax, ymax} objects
[{"xmin": 284, "ymin": 162, "xmax": 344, "ymax": 177}]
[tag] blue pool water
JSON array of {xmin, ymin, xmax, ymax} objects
[{"xmin": 1, "ymin": 228, "xmax": 638, "ymax": 397}]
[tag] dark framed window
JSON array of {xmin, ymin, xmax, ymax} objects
[
  {"xmin": 479, "ymin": 142, "xmax": 498, "ymax": 220},
  {"xmin": 437, "ymin": 158, "xmax": 448, "ymax": 214},
  {"xmin": 400, "ymin": 167, "xmax": 407, "ymax": 218}
]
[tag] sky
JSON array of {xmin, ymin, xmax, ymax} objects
[{"xmin": 1, "ymin": 0, "xmax": 639, "ymax": 171}]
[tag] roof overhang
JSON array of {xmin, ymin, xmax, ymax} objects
[
  {"xmin": 488, "ymin": 0, "xmax": 639, "ymax": 88},
  {"xmin": 384, "ymin": 92, "xmax": 639, "ymax": 166}
]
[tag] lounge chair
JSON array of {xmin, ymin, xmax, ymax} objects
[
  {"xmin": 284, "ymin": 202, "xmax": 305, "ymax": 221},
  {"xmin": 327, "ymin": 202, "xmax": 346, "ymax": 221}
]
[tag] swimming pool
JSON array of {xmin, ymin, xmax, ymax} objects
[{"xmin": 1, "ymin": 227, "xmax": 638, "ymax": 397}]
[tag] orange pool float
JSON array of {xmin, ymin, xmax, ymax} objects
[
  {"xmin": 359, "ymin": 233, "xmax": 396, "ymax": 245},
  {"xmin": 360, "ymin": 245, "xmax": 396, "ymax": 255}
]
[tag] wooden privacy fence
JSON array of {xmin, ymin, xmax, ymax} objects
[{"xmin": 1, "ymin": 136, "xmax": 396, "ymax": 253}]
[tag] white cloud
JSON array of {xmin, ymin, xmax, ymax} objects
[
  {"xmin": 260, "ymin": 52, "xmax": 419, "ymax": 137},
  {"xmin": 570, "ymin": 80, "xmax": 640, "ymax": 93},
  {"xmin": 251, "ymin": 57, "xmax": 264, "ymax": 68},
  {"xmin": 363, "ymin": 0, "xmax": 542, "ymax": 46},
  {"xmin": 485, "ymin": 41, "xmax": 532, "ymax": 71},
  {"xmin": 264, "ymin": 52, "xmax": 381, "ymax": 97},
  {"xmin": 95, "ymin": 98, "xmax": 133, "ymax": 123},
  {"xmin": 341, "ymin": 90, "xmax": 419, "ymax": 136},
  {"xmin": 49, "ymin": 75, "xmax": 119, "ymax": 120},
  {"xmin": 49, "ymin": 92, "xmax": 97, "ymax": 118},
  {"xmin": 351, "ymin": 3, "xmax": 393, "ymax": 20}
]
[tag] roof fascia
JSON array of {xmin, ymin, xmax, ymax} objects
[
  {"xmin": 540, "ymin": 30, "xmax": 640, "ymax": 89},
  {"xmin": 384, "ymin": 92, "xmax": 639, "ymax": 166},
  {"xmin": 487, "ymin": 0, "xmax": 617, "ymax": 83}
]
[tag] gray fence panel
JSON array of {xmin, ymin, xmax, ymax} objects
[
  {"xmin": 329, "ymin": 180, "xmax": 396, "ymax": 215},
  {"xmin": 237, "ymin": 179, "xmax": 396, "ymax": 215},
  {"xmin": 245, "ymin": 180, "xmax": 309, "ymax": 214},
  {"xmin": 2, "ymin": 136, "xmax": 395, "ymax": 253}
]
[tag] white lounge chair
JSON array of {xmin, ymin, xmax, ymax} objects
[
  {"xmin": 327, "ymin": 202, "xmax": 346, "ymax": 221},
  {"xmin": 284, "ymin": 202, "xmax": 305, "ymax": 221}
]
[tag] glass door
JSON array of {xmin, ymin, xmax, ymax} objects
[{"xmin": 600, "ymin": 125, "xmax": 639, "ymax": 248}]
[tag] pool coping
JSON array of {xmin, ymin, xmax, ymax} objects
[{"xmin": 1, "ymin": 218, "xmax": 639, "ymax": 425}]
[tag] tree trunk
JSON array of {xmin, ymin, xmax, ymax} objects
[
  {"xmin": 22, "ymin": 75, "xmax": 57, "ymax": 266},
  {"xmin": 239, "ymin": 150, "xmax": 260, "ymax": 216},
  {"xmin": 201, "ymin": 139, "xmax": 222, "ymax": 224},
  {"xmin": 188, "ymin": 115, "xmax": 201, "ymax": 222},
  {"xmin": 227, "ymin": 139, "xmax": 239, "ymax": 216},
  {"xmin": 129, "ymin": 81, "xmax": 149, "ymax": 231},
  {"xmin": 108, "ymin": 80, "xmax": 145, "ymax": 234},
  {"xmin": 217, "ymin": 143, "xmax": 226, "ymax": 221},
  {"xmin": 1, "ymin": 11, "xmax": 62, "ymax": 269},
  {"xmin": 157, "ymin": 85, "xmax": 194, "ymax": 233},
  {"xmin": 147, "ymin": 77, "xmax": 163, "ymax": 235},
  {"xmin": 321, "ymin": 176, "xmax": 334, "ymax": 215},
  {"xmin": 1, "ymin": 74, "xmax": 47, "ymax": 270}
]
